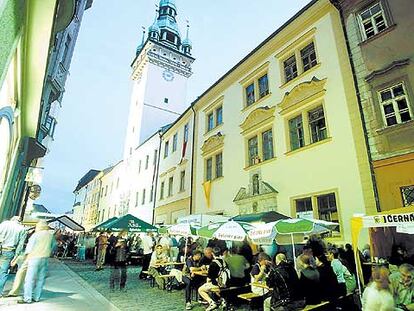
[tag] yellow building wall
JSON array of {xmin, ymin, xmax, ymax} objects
[
  {"xmin": 374, "ymin": 153, "xmax": 414, "ymax": 211},
  {"xmin": 155, "ymin": 197, "xmax": 190, "ymax": 225}
]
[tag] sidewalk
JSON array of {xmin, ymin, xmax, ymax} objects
[{"xmin": 0, "ymin": 258, "xmax": 120, "ymax": 311}]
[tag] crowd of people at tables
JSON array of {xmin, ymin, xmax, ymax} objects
[{"xmin": 90, "ymin": 231, "xmax": 414, "ymax": 311}]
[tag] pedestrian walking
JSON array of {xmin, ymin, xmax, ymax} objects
[
  {"xmin": 0, "ymin": 216, "xmax": 26, "ymax": 297},
  {"xmin": 95, "ymin": 231, "xmax": 108, "ymax": 270},
  {"xmin": 109, "ymin": 231, "xmax": 128, "ymax": 291},
  {"xmin": 18, "ymin": 220, "xmax": 56, "ymax": 304}
]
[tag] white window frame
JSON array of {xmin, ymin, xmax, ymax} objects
[
  {"xmin": 378, "ymin": 82, "xmax": 412, "ymax": 127},
  {"xmin": 358, "ymin": 2, "xmax": 388, "ymax": 41}
]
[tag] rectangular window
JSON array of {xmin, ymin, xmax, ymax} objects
[
  {"xmin": 206, "ymin": 158, "xmax": 213, "ymax": 181},
  {"xmin": 153, "ymin": 149, "xmax": 158, "ymax": 166},
  {"xmin": 164, "ymin": 141, "xmax": 169, "ymax": 158},
  {"xmin": 105, "ymin": 186, "xmax": 108, "ymax": 196},
  {"xmin": 295, "ymin": 197, "xmax": 313, "ymax": 219},
  {"xmin": 138, "ymin": 160, "xmax": 142, "ymax": 173},
  {"xmin": 248, "ymin": 136, "xmax": 259, "ymax": 166},
  {"xmin": 184, "ymin": 123, "xmax": 189, "ymax": 143},
  {"xmin": 62, "ymin": 35, "xmax": 72, "ymax": 65},
  {"xmin": 160, "ymin": 182, "xmax": 165, "ymax": 199},
  {"xmin": 359, "ymin": 2, "xmax": 388, "ymax": 40},
  {"xmin": 317, "ymin": 193, "xmax": 340, "ymax": 232},
  {"xmin": 116, "ymin": 178, "xmax": 120, "ymax": 189},
  {"xmin": 379, "ymin": 83, "xmax": 412, "ymax": 126},
  {"xmin": 172, "ymin": 133, "xmax": 178, "ymax": 152},
  {"xmin": 216, "ymin": 106, "xmax": 223, "ymax": 126},
  {"xmin": 300, "ymin": 42, "xmax": 317, "ymax": 72},
  {"xmin": 258, "ymin": 74, "xmax": 269, "ymax": 98},
  {"xmin": 145, "ymin": 155, "xmax": 149, "ymax": 169},
  {"xmin": 245, "ymin": 83, "xmax": 255, "ymax": 106},
  {"xmin": 284, "ymin": 55, "xmax": 298, "ymax": 82},
  {"xmin": 168, "ymin": 177, "xmax": 173, "ymax": 197},
  {"xmin": 215, "ymin": 153, "xmax": 223, "ymax": 178},
  {"xmin": 142, "ymin": 189, "xmax": 146, "ymax": 205},
  {"xmin": 150, "ymin": 186, "xmax": 154, "ymax": 202},
  {"xmin": 135, "ymin": 191, "xmax": 139, "ymax": 207},
  {"xmin": 180, "ymin": 170, "xmax": 185, "ymax": 191},
  {"xmin": 401, "ymin": 185, "xmax": 414, "ymax": 207},
  {"xmin": 308, "ymin": 106, "xmax": 327, "ymax": 143},
  {"xmin": 207, "ymin": 112, "xmax": 214, "ymax": 131},
  {"xmin": 262, "ymin": 129, "xmax": 274, "ymax": 161},
  {"xmin": 289, "ymin": 115, "xmax": 304, "ymax": 150}
]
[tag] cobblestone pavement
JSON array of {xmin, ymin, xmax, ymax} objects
[{"xmin": 64, "ymin": 260, "xmax": 251, "ymax": 311}]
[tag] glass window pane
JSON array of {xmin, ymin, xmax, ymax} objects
[
  {"xmin": 207, "ymin": 113, "xmax": 214, "ymax": 131},
  {"xmin": 386, "ymin": 116, "xmax": 397, "ymax": 126},
  {"xmin": 262, "ymin": 129, "xmax": 274, "ymax": 161},
  {"xmin": 215, "ymin": 153, "xmax": 223, "ymax": 178},
  {"xmin": 300, "ymin": 42, "xmax": 317, "ymax": 72},
  {"xmin": 393, "ymin": 85, "xmax": 405, "ymax": 97},
  {"xmin": 383, "ymin": 103, "xmax": 395, "ymax": 115},
  {"xmin": 248, "ymin": 136, "xmax": 258, "ymax": 166},
  {"xmin": 258, "ymin": 74, "xmax": 269, "ymax": 98},
  {"xmin": 206, "ymin": 158, "xmax": 212, "ymax": 181},
  {"xmin": 309, "ymin": 106, "xmax": 327, "ymax": 143},
  {"xmin": 295, "ymin": 198, "xmax": 312, "ymax": 219},
  {"xmin": 401, "ymin": 185, "xmax": 414, "ymax": 207},
  {"xmin": 317, "ymin": 193, "xmax": 340, "ymax": 233},
  {"xmin": 216, "ymin": 106, "xmax": 223, "ymax": 126},
  {"xmin": 400, "ymin": 112, "xmax": 411, "ymax": 122},
  {"xmin": 246, "ymin": 83, "xmax": 255, "ymax": 106},
  {"xmin": 380, "ymin": 90, "xmax": 392, "ymax": 102},
  {"xmin": 284, "ymin": 55, "xmax": 297, "ymax": 82},
  {"xmin": 289, "ymin": 115, "xmax": 304, "ymax": 150}
]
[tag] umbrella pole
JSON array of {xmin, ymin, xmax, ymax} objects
[
  {"xmin": 291, "ymin": 233, "xmax": 297, "ymax": 269},
  {"xmin": 184, "ymin": 236, "xmax": 188, "ymax": 261}
]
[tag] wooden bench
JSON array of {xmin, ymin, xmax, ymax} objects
[
  {"xmin": 238, "ymin": 292, "xmax": 262, "ymax": 302},
  {"xmin": 301, "ymin": 301, "xmax": 330, "ymax": 310},
  {"xmin": 237, "ymin": 292, "xmax": 264, "ymax": 310}
]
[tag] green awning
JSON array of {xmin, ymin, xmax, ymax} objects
[
  {"xmin": 230, "ymin": 211, "xmax": 289, "ymax": 223},
  {"xmin": 102, "ymin": 214, "xmax": 157, "ymax": 233},
  {"xmin": 91, "ymin": 217, "xmax": 118, "ymax": 232}
]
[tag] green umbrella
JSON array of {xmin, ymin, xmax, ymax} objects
[
  {"xmin": 197, "ymin": 220, "xmax": 256, "ymax": 241},
  {"xmin": 102, "ymin": 214, "xmax": 157, "ymax": 233},
  {"xmin": 91, "ymin": 217, "xmax": 118, "ymax": 232}
]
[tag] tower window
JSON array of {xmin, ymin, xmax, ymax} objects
[{"xmin": 164, "ymin": 98, "xmax": 169, "ymax": 104}]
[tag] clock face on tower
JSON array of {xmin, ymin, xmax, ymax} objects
[{"xmin": 162, "ymin": 70, "xmax": 174, "ymax": 82}]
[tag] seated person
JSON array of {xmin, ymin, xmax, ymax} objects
[
  {"xmin": 315, "ymin": 254, "xmax": 341, "ymax": 301},
  {"xmin": 183, "ymin": 250, "xmax": 205, "ymax": 310},
  {"xmin": 198, "ymin": 247, "xmax": 227, "ymax": 311},
  {"xmin": 225, "ymin": 247, "xmax": 250, "ymax": 287},
  {"xmin": 327, "ymin": 247, "xmax": 347, "ymax": 297},
  {"xmin": 264, "ymin": 253, "xmax": 305, "ymax": 311},
  {"xmin": 148, "ymin": 244, "xmax": 169, "ymax": 289},
  {"xmin": 298, "ymin": 254, "xmax": 321, "ymax": 305},
  {"xmin": 200, "ymin": 247, "xmax": 214, "ymax": 266},
  {"xmin": 362, "ymin": 266, "xmax": 394, "ymax": 311},
  {"xmin": 250, "ymin": 252, "xmax": 272, "ymax": 296},
  {"xmin": 390, "ymin": 263, "xmax": 414, "ymax": 311}
]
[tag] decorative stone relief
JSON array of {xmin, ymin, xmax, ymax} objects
[
  {"xmin": 201, "ymin": 132, "xmax": 224, "ymax": 156},
  {"xmin": 278, "ymin": 76, "xmax": 327, "ymax": 115},
  {"xmin": 240, "ymin": 106, "xmax": 276, "ymax": 135}
]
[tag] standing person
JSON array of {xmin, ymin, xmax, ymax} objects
[
  {"xmin": 298, "ymin": 254, "xmax": 321, "ymax": 305},
  {"xmin": 95, "ymin": 231, "xmax": 108, "ymax": 270},
  {"xmin": 109, "ymin": 231, "xmax": 128, "ymax": 291},
  {"xmin": 0, "ymin": 216, "xmax": 26, "ymax": 297},
  {"xmin": 18, "ymin": 220, "xmax": 56, "ymax": 304},
  {"xmin": 362, "ymin": 266, "xmax": 394, "ymax": 311},
  {"xmin": 139, "ymin": 232, "xmax": 154, "ymax": 279},
  {"xmin": 327, "ymin": 247, "xmax": 347, "ymax": 297},
  {"xmin": 315, "ymin": 254, "xmax": 341, "ymax": 301}
]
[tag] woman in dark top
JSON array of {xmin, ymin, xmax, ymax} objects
[{"xmin": 315, "ymin": 254, "xmax": 341, "ymax": 301}]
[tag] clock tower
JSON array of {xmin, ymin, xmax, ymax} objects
[{"xmin": 124, "ymin": 0, "xmax": 194, "ymax": 158}]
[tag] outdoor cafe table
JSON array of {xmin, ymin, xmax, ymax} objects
[{"xmin": 157, "ymin": 262, "xmax": 185, "ymax": 266}]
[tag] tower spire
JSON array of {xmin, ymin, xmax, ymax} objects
[
  {"xmin": 136, "ymin": 26, "xmax": 146, "ymax": 55},
  {"xmin": 182, "ymin": 19, "xmax": 192, "ymax": 55}
]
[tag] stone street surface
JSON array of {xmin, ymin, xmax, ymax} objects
[
  {"xmin": 63, "ymin": 260, "xmax": 251, "ymax": 311},
  {"xmin": 0, "ymin": 259, "xmax": 119, "ymax": 311}
]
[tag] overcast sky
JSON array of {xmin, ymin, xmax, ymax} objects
[{"xmin": 38, "ymin": 0, "xmax": 310, "ymax": 213}]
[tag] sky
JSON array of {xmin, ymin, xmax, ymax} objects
[{"xmin": 38, "ymin": 0, "xmax": 310, "ymax": 214}]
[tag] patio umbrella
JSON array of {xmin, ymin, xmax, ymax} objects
[
  {"xmin": 248, "ymin": 218, "xmax": 339, "ymax": 266},
  {"xmin": 91, "ymin": 217, "xmax": 118, "ymax": 232},
  {"xmin": 197, "ymin": 220, "xmax": 256, "ymax": 241},
  {"xmin": 102, "ymin": 214, "xmax": 157, "ymax": 233},
  {"xmin": 167, "ymin": 223, "xmax": 199, "ymax": 259}
]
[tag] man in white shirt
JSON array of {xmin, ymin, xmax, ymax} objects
[
  {"xmin": 0, "ymin": 216, "xmax": 26, "ymax": 297},
  {"xmin": 18, "ymin": 220, "xmax": 56, "ymax": 304},
  {"xmin": 139, "ymin": 232, "xmax": 154, "ymax": 279}
]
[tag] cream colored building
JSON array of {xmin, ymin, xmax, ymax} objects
[
  {"xmin": 191, "ymin": 0, "xmax": 376, "ymax": 243},
  {"xmin": 155, "ymin": 109, "xmax": 194, "ymax": 224}
]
